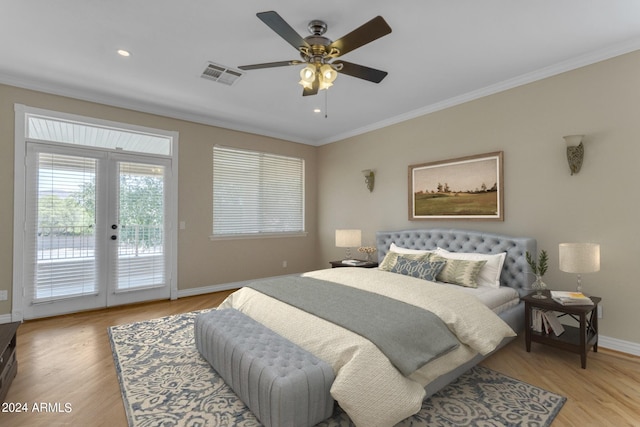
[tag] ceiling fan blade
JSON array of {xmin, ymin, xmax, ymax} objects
[
  {"xmin": 333, "ymin": 60, "xmax": 388, "ymax": 83},
  {"xmin": 239, "ymin": 60, "xmax": 303, "ymax": 70},
  {"xmin": 257, "ymin": 11, "xmax": 310, "ymax": 51},
  {"xmin": 329, "ymin": 16, "xmax": 391, "ymax": 57},
  {"xmin": 302, "ymin": 75, "xmax": 319, "ymax": 96}
]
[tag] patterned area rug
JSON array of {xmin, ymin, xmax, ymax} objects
[{"xmin": 109, "ymin": 310, "xmax": 566, "ymax": 427}]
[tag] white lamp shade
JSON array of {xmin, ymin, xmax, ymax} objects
[
  {"xmin": 335, "ymin": 229, "xmax": 362, "ymax": 248},
  {"xmin": 559, "ymin": 243, "xmax": 600, "ymax": 273}
]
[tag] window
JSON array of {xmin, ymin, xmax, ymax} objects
[
  {"xmin": 212, "ymin": 146, "xmax": 305, "ymax": 238},
  {"xmin": 27, "ymin": 113, "xmax": 173, "ymax": 156}
]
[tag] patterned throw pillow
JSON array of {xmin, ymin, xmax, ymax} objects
[
  {"xmin": 435, "ymin": 248, "xmax": 506, "ymax": 288},
  {"xmin": 389, "ymin": 257, "xmax": 446, "ymax": 281},
  {"xmin": 432, "ymin": 255, "xmax": 487, "ymax": 288},
  {"xmin": 379, "ymin": 251, "xmax": 430, "ymax": 271}
]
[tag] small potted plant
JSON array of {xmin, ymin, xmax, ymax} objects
[
  {"xmin": 526, "ymin": 250, "xmax": 548, "ymax": 299},
  {"xmin": 357, "ymin": 246, "xmax": 377, "ymax": 262}
]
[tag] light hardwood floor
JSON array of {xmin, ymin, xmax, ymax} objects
[{"xmin": 1, "ymin": 291, "xmax": 639, "ymax": 427}]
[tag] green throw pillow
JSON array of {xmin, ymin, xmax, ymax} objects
[{"xmin": 432, "ymin": 255, "xmax": 487, "ymax": 288}]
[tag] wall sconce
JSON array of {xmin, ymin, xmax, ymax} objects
[
  {"xmin": 362, "ymin": 169, "xmax": 375, "ymax": 192},
  {"xmin": 562, "ymin": 135, "xmax": 585, "ymax": 175}
]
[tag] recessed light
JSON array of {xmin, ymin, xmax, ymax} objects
[
  {"xmin": 313, "ymin": 108, "xmax": 321, "ymax": 113},
  {"xmin": 117, "ymin": 49, "xmax": 131, "ymax": 57}
]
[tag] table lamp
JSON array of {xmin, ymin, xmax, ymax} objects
[
  {"xmin": 559, "ymin": 243, "xmax": 600, "ymax": 293},
  {"xmin": 335, "ymin": 229, "xmax": 361, "ymax": 260}
]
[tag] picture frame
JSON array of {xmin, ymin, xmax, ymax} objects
[{"xmin": 409, "ymin": 151, "xmax": 503, "ymax": 221}]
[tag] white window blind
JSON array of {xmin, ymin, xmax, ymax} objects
[
  {"xmin": 114, "ymin": 162, "xmax": 166, "ymax": 291},
  {"xmin": 213, "ymin": 146, "xmax": 305, "ymax": 237},
  {"xmin": 27, "ymin": 152, "xmax": 98, "ymax": 302}
]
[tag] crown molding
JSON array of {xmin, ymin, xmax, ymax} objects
[
  {"xmin": 3, "ymin": 37, "xmax": 640, "ymax": 147},
  {"xmin": 0, "ymin": 72, "xmax": 312, "ymax": 146},
  {"xmin": 317, "ymin": 38, "xmax": 640, "ymax": 146}
]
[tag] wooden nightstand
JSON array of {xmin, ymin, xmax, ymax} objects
[
  {"xmin": 329, "ymin": 260, "xmax": 378, "ymax": 268},
  {"xmin": 523, "ymin": 290, "xmax": 600, "ymax": 369},
  {"xmin": 0, "ymin": 322, "xmax": 20, "ymax": 402}
]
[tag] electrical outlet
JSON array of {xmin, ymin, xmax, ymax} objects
[
  {"xmin": 282, "ymin": 260, "xmax": 288, "ymax": 268},
  {"xmin": 0, "ymin": 290, "xmax": 8, "ymax": 301},
  {"xmin": 597, "ymin": 303, "xmax": 603, "ymax": 319}
]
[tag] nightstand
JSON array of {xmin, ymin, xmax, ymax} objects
[
  {"xmin": 329, "ymin": 260, "xmax": 378, "ymax": 268},
  {"xmin": 0, "ymin": 322, "xmax": 20, "ymax": 402},
  {"xmin": 523, "ymin": 290, "xmax": 600, "ymax": 369}
]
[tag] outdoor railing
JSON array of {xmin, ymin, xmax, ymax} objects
[{"xmin": 37, "ymin": 224, "xmax": 163, "ymax": 260}]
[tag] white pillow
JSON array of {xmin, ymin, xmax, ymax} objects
[
  {"xmin": 390, "ymin": 242, "xmax": 435, "ymax": 255},
  {"xmin": 435, "ymin": 248, "xmax": 506, "ymax": 288}
]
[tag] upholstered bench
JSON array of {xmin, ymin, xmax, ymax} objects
[{"xmin": 194, "ymin": 308, "xmax": 335, "ymax": 427}]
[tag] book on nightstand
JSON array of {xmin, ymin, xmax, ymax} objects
[
  {"xmin": 550, "ymin": 291, "xmax": 594, "ymax": 306},
  {"xmin": 531, "ymin": 308, "xmax": 565, "ymax": 336},
  {"xmin": 341, "ymin": 259, "xmax": 368, "ymax": 266},
  {"xmin": 543, "ymin": 311, "xmax": 565, "ymax": 336}
]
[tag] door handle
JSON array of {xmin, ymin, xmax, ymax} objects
[
  {"xmin": 111, "ymin": 224, "xmax": 118, "ymax": 230},
  {"xmin": 111, "ymin": 235, "xmax": 117, "ymax": 240}
]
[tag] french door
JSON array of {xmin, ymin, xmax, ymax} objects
[{"xmin": 22, "ymin": 144, "xmax": 172, "ymax": 319}]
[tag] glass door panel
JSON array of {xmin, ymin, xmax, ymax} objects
[
  {"xmin": 114, "ymin": 162, "xmax": 166, "ymax": 291},
  {"xmin": 35, "ymin": 153, "xmax": 98, "ymax": 300},
  {"xmin": 23, "ymin": 147, "xmax": 172, "ymax": 318},
  {"xmin": 23, "ymin": 147, "xmax": 107, "ymax": 319}
]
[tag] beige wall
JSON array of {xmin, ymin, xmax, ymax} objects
[
  {"xmin": 0, "ymin": 84, "xmax": 319, "ymax": 316},
  {"xmin": 3, "ymin": 50, "xmax": 640, "ymax": 347},
  {"xmin": 318, "ymin": 51, "xmax": 640, "ymax": 345}
]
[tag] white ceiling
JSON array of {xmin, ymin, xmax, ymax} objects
[{"xmin": 2, "ymin": 1, "xmax": 640, "ymax": 146}]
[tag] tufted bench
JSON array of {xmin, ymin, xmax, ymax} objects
[{"xmin": 194, "ymin": 308, "xmax": 335, "ymax": 427}]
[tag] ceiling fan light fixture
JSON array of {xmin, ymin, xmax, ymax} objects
[
  {"xmin": 242, "ymin": 12, "xmax": 391, "ymax": 96},
  {"xmin": 298, "ymin": 79, "xmax": 314, "ymax": 89},
  {"xmin": 300, "ymin": 65, "xmax": 316, "ymax": 82},
  {"xmin": 318, "ymin": 79, "xmax": 333, "ymax": 90},
  {"xmin": 320, "ymin": 64, "xmax": 337, "ymax": 83},
  {"xmin": 316, "ymin": 63, "xmax": 338, "ymax": 90}
]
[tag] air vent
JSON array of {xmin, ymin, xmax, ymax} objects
[{"xmin": 201, "ymin": 62, "xmax": 243, "ymax": 86}]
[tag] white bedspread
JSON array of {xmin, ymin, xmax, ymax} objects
[
  {"xmin": 438, "ymin": 282, "xmax": 521, "ymax": 314},
  {"xmin": 219, "ymin": 268, "xmax": 515, "ymax": 427}
]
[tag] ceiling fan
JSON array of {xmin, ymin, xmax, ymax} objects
[{"xmin": 239, "ymin": 11, "xmax": 392, "ymax": 96}]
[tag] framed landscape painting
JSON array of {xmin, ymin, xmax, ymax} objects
[{"xmin": 409, "ymin": 151, "xmax": 503, "ymax": 221}]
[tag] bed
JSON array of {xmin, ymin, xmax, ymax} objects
[{"xmin": 218, "ymin": 228, "xmax": 536, "ymax": 426}]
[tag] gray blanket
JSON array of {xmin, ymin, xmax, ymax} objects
[{"xmin": 247, "ymin": 275, "xmax": 459, "ymax": 376}]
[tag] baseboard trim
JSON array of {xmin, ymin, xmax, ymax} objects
[
  {"xmin": 176, "ymin": 274, "xmax": 297, "ymax": 299},
  {"xmin": 599, "ymin": 335, "xmax": 640, "ymax": 357},
  {"xmin": 0, "ymin": 314, "xmax": 13, "ymax": 324},
  {"xmin": 177, "ymin": 282, "xmax": 241, "ymax": 298}
]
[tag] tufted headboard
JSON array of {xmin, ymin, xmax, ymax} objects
[{"xmin": 376, "ymin": 229, "xmax": 536, "ymax": 296}]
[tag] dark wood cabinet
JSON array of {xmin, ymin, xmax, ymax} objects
[
  {"xmin": 0, "ymin": 322, "xmax": 20, "ymax": 402},
  {"xmin": 523, "ymin": 291, "xmax": 600, "ymax": 369},
  {"xmin": 329, "ymin": 260, "xmax": 378, "ymax": 268}
]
